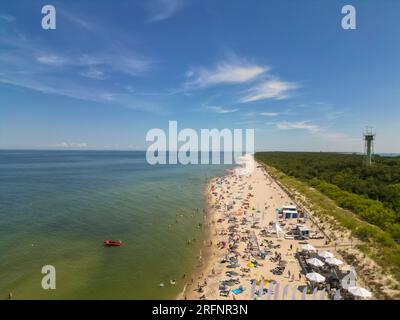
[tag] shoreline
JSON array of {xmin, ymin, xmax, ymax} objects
[{"xmin": 177, "ymin": 171, "xmax": 231, "ymax": 300}]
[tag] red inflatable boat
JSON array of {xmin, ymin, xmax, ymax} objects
[{"xmin": 104, "ymin": 240, "xmax": 122, "ymax": 246}]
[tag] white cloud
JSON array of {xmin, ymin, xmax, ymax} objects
[
  {"xmin": 274, "ymin": 120, "xmax": 357, "ymax": 144},
  {"xmin": 147, "ymin": 0, "xmax": 184, "ymax": 22},
  {"xmin": 260, "ymin": 112, "xmax": 278, "ymax": 117},
  {"xmin": 36, "ymin": 54, "xmax": 67, "ymax": 66},
  {"xmin": 50, "ymin": 142, "xmax": 88, "ymax": 148},
  {"xmin": 34, "ymin": 52, "xmax": 152, "ymax": 76},
  {"xmin": 80, "ymin": 68, "xmax": 106, "ymax": 80},
  {"xmin": 208, "ymin": 106, "xmax": 239, "ymax": 114},
  {"xmin": 0, "ymin": 14, "xmax": 15, "ymax": 23},
  {"xmin": 186, "ymin": 59, "xmax": 268, "ymax": 88},
  {"xmin": 60, "ymin": 11, "xmax": 96, "ymax": 31},
  {"xmin": 240, "ymin": 80, "xmax": 299, "ymax": 103},
  {"xmin": 276, "ymin": 121, "xmax": 320, "ymax": 134}
]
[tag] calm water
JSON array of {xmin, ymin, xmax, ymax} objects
[{"xmin": 0, "ymin": 150, "xmax": 231, "ymax": 299}]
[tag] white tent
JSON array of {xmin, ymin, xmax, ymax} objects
[
  {"xmin": 318, "ymin": 250, "xmax": 334, "ymax": 259},
  {"xmin": 301, "ymin": 244, "xmax": 316, "ymax": 252},
  {"xmin": 341, "ymin": 265, "xmax": 357, "ymax": 277},
  {"xmin": 306, "ymin": 258, "xmax": 325, "ymax": 268},
  {"xmin": 306, "ymin": 272, "xmax": 326, "ymax": 283},
  {"xmin": 348, "ymin": 286, "xmax": 372, "ymax": 299},
  {"xmin": 272, "ymin": 222, "xmax": 283, "ymax": 237},
  {"xmin": 325, "ymin": 257, "xmax": 343, "ymax": 266}
]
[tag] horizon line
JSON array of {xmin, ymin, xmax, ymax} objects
[{"xmin": 1, "ymin": 148, "xmax": 399, "ymax": 155}]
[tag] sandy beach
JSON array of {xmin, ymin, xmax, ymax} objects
[{"xmin": 179, "ymin": 155, "xmax": 370, "ymax": 300}]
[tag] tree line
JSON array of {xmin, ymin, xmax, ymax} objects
[{"xmin": 255, "ymin": 152, "xmax": 400, "ymax": 240}]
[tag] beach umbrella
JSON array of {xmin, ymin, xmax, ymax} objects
[
  {"xmin": 348, "ymin": 286, "xmax": 372, "ymax": 299},
  {"xmin": 318, "ymin": 250, "xmax": 334, "ymax": 259},
  {"xmin": 301, "ymin": 244, "xmax": 316, "ymax": 252},
  {"xmin": 306, "ymin": 258, "xmax": 325, "ymax": 268},
  {"xmin": 306, "ymin": 272, "xmax": 326, "ymax": 283},
  {"xmin": 325, "ymin": 257, "xmax": 343, "ymax": 266}
]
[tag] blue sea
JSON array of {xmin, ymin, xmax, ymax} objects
[{"xmin": 0, "ymin": 150, "xmax": 232, "ymax": 299}]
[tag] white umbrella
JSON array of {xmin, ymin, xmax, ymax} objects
[
  {"xmin": 306, "ymin": 272, "xmax": 326, "ymax": 283},
  {"xmin": 348, "ymin": 286, "xmax": 372, "ymax": 299},
  {"xmin": 318, "ymin": 250, "xmax": 334, "ymax": 259},
  {"xmin": 302, "ymin": 244, "xmax": 316, "ymax": 252},
  {"xmin": 325, "ymin": 257, "xmax": 343, "ymax": 266},
  {"xmin": 306, "ymin": 258, "xmax": 325, "ymax": 267}
]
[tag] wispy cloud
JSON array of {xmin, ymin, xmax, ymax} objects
[
  {"xmin": 147, "ymin": 0, "xmax": 185, "ymax": 22},
  {"xmin": 59, "ymin": 10, "xmax": 96, "ymax": 31},
  {"xmin": 274, "ymin": 120, "xmax": 357, "ymax": 144},
  {"xmin": 0, "ymin": 14, "xmax": 16, "ymax": 23},
  {"xmin": 276, "ymin": 121, "xmax": 320, "ymax": 133},
  {"xmin": 0, "ymin": 24, "xmax": 157, "ymax": 111},
  {"xmin": 260, "ymin": 112, "xmax": 279, "ymax": 117},
  {"xmin": 49, "ymin": 142, "xmax": 88, "ymax": 149},
  {"xmin": 244, "ymin": 111, "xmax": 279, "ymax": 117},
  {"xmin": 36, "ymin": 54, "xmax": 67, "ymax": 67},
  {"xmin": 208, "ymin": 106, "xmax": 239, "ymax": 114},
  {"xmin": 185, "ymin": 57, "xmax": 268, "ymax": 88},
  {"xmin": 240, "ymin": 79, "xmax": 299, "ymax": 103},
  {"xmin": 80, "ymin": 68, "xmax": 107, "ymax": 80},
  {"xmin": 33, "ymin": 51, "xmax": 153, "ymax": 76}
]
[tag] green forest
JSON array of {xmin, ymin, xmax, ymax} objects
[{"xmin": 255, "ymin": 152, "xmax": 400, "ymax": 240}]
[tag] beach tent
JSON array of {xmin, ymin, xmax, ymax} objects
[
  {"xmin": 318, "ymin": 250, "xmax": 334, "ymax": 259},
  {"xmin": 306, "ymin": 272, "xmax": 326, "ymax": 283},
  {"xmin": 341, "ymin": 265, "xmax": 357, "ymax": 278},
  {"xmin": 325, "ymin": 257, "xmax": 343, "ymax": 266},
  {"xmin": 272, "ymin": 222, "xmax": 283, "ymax": 237},
  {"xmin": 301, "ymin": 244, "xmax": 316, "ymax": 252},
  {"xmin": 306, "ymin": 258, "xmax": 325, "ymax": 268},
  {"xmin": 348, "ymin": 286, "xmax": 372, "ymax": 299}
]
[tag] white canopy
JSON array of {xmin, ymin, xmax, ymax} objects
[
  {"xmin": 325, "ymin": 257, "xmax": 343, "ymax": 266},
  {"xmin": 318, "ymin": 250, "xmax": 334, "ymax": 259},
  {"xmin": 341, "ymin": 265, "xmax": 357, "ymax": 277},
  {"xmin": 306, "ymin": 272, "xmax": 326, "ymax": 283},
  {"xmin": 302, "ymin": 244, "xmax": 316, "ymax": 252},
  {"xmin": 272, "ymin": 222, "xmax": 283, "ymax": 236},
  {"xmin": 348, "ymin": 286, "xmax": 372, "ymax": 298},
  {"xmin": 306, "ymin": 258, "xmax": 324, "ymax": 267}
]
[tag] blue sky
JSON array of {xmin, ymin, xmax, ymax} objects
[{"xmin": 0, "ymin": 0, "xmax": 399, "ymax": 152}]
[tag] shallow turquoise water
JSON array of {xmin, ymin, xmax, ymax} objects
[{"xmin": 0, "ymin": 150, "xmax": 231, "ymax": 299}]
